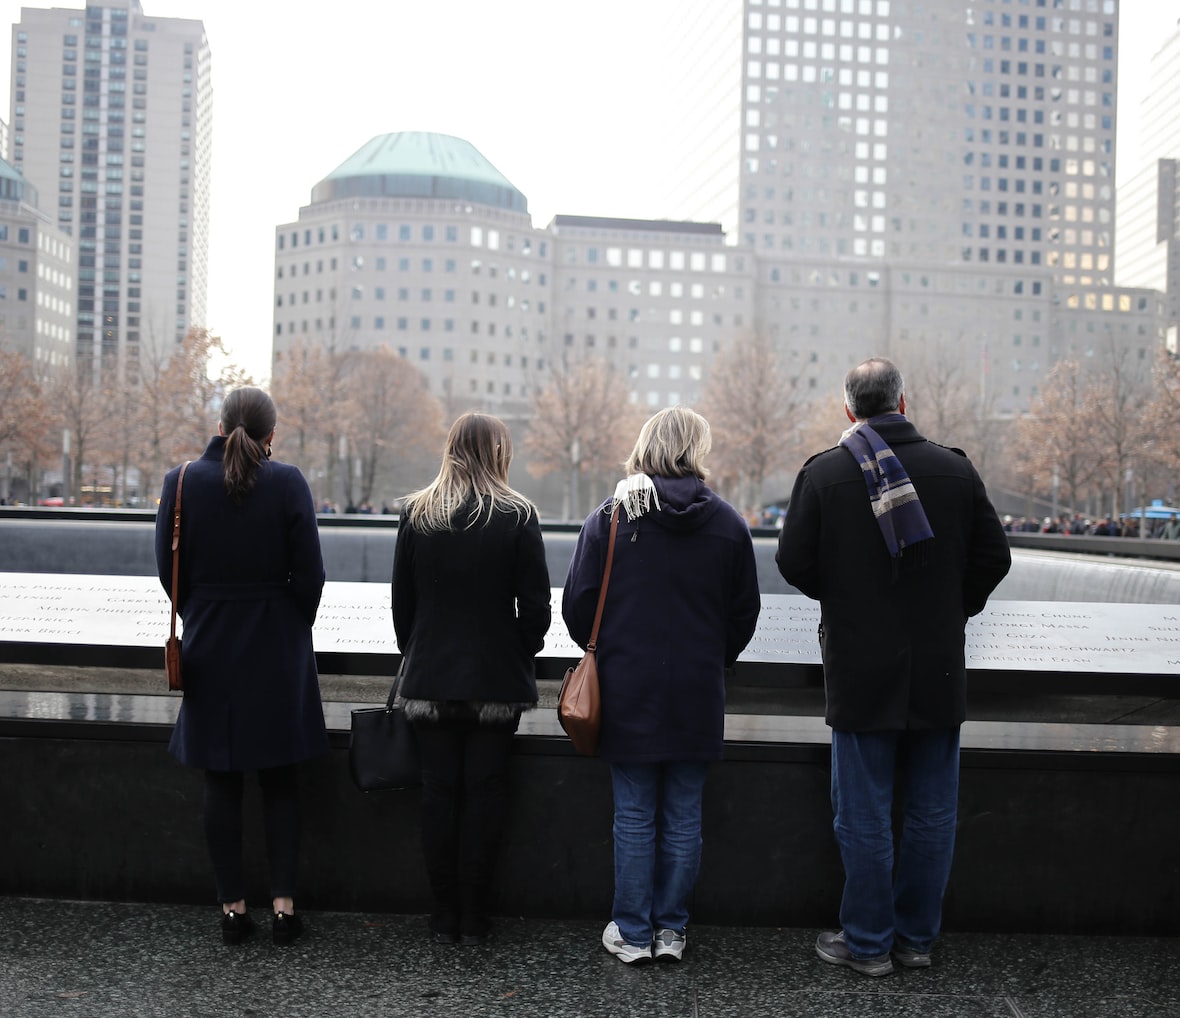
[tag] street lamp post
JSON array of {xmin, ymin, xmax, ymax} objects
[
  {"xmin": 62, "ymin": 429, "xmax": 71, "ymax": 506},
  {"xmin": 569, "ymin": 437, "xmax": 581, "ymax": 522}
]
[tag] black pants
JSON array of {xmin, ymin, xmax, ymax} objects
[
  {"xmin": 414, "ymin": 716, "xmax": 518, "ymax": 937},
  {"xmin": 203, "ymin": 765, "xmax": 300, "ymax": 905}
]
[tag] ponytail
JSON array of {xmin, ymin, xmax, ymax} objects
[
  {"xmin": 219, "ymin": 386, "xmax": 276, "ymax": 503},
  {"xmin": 223, "ymin": 423, "xmax": 267, "ymax": 501}
]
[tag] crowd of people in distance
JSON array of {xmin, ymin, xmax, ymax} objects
[{"xmin": 1003, "ymin": 512, "xmax": 1180, "ymax": 539}]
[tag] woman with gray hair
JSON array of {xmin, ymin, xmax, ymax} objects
[{"xmin": 562, "ymin": 406, "xmax": 761, "ymax": 963}]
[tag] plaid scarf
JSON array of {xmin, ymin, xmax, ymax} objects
[{"xmin": 839, "ymin": 414, "xmax": 934, "ymax": 561}]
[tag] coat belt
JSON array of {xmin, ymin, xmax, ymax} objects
[{"xmin": 188, "ymin": 582, "xmax": 289, "ymax": 601}]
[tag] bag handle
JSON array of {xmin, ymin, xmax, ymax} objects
[
  {"xmin": 385, "ymin": 657, "xmax": 408, "ymax": 711},
  {"xmin": 168, "ymin": 461, "xmax": 191, "ymax": 644},
  {"xmin": 585, "ymin": 505, "xmax": 621, "ymax": 654}
]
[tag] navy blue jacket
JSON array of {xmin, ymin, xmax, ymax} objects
[
  {"xmin": 776, "ymin": 418, "xmax": 1012, "ymax": 731},
  {"xmin": 562, "ymin": 476, "xmax": 761, "ymax": 763},
  {"xmin": 156, "ymin": 437, "xmax": 328, "ymax": 770},
  {"xmin": 392, "ymin": 503, "xmax": 551, "ymax": 705}
]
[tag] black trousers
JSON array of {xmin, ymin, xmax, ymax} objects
[
  {"xmin": 203, "ymin": 765, "xmax": 300, "ymax": 904},
  {"xmin": 413, "ymin": 716, "xmax": 518, "ymax": 937}
]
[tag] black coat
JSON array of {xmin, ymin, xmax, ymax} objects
[
  {"xmin": 562, "ymin": 475, "xmax": 762, "ymax": 763},
  {"xmin": 776, "ymin": 418, "xmax": 1011, "ymax": 732},
  {"xmin": 392, "ymin": 504, "xmax": 551, "ymax": 705},
  {"xmin": 156, "ymin": 437, "xmax": 328, "ymax": 771}
]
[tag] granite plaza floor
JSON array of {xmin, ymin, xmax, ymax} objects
[{"xmin": 0, "ymin": 897, "xmax": 1177, "ymax": 1017}]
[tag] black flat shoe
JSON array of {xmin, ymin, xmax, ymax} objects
[
  {"xmin": 221, "ymin": 910, "xmax": 254, "ymax": 945},
  {"xmin": 459, "ymin": 930, "xmax": 492, "ymax": 947},
  {"xmin": 272, "ymin": 911, "xmax": 304, "ymax": 945},
  {"xmin": 432, "ymin": 929, "xmax": 459, "ymax": 945}
]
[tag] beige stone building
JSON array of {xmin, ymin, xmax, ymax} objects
[{"xmin": 0, "ymin": 157, "xmax": 74, "ymax": 369}]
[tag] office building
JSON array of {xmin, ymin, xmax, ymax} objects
[
  {"xmin": 0, "ymin": 155, "xmax": 74, "ymax": 368},
  {"xmin": 273, "ymin": 132, "xmax": 756, "ymax": 419},
  {"xmin": 727, "ymin": 0, "xmax": 1164, "ymax": 415},
  {"xmin": 1115, "ymin": 19, "xmax": 1180, "ymax": 341},
  {"xmin": 549, "ymin": 215, "xmax": 755, "ymax": 409},
  {"xmin": 273, "ymin": 132, "xmax": 549, "ymax": 419},
  {"xmin": 10, "ymin": 0, "xmax": 211, "ymax": 380}
]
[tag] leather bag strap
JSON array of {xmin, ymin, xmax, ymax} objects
[
  {"xmin": 168, "ymin": 461, "xmax": 191, "ymax": 640},
  {"xmin": 585, "ymin": 505, "xmax": 621, "ymax": 654}
]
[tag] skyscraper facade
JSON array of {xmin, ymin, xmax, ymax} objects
[
  {"xmin": 727, "ymin": 0, "xmax": 1160, "ymax": 418},
  {"xmin": 1115, "ymin": 19, "xmax": 1180, "ymax": 340},
  {"xmin": 9, "ymin": 0, "xmax": 211, "ymax": 380},
  {"xmin": 739, "ymin": 0, "xmax": 1118, "ymax": 280}
]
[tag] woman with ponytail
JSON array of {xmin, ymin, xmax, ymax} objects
[{"xmin": 156, "ymin": 386, "xmax": 327, "ymax": 946}]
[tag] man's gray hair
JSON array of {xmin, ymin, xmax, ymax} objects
[{"xmin": 844, "ymin": 357, "xmax": 904, "ymax": 420}]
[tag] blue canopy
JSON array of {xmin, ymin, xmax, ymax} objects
[{"xmin": 1120, "ymin": 505, "xmax": 1180, "ymax": 520}]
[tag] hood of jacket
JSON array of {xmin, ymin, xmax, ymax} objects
[{"xmin": 643, "ymin": 474, "xmax": 725, "ymax": 534}]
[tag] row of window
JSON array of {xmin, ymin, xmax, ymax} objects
[{"xmin": 278, "ymin": 222, "xmax": 549, "ymax": 256}]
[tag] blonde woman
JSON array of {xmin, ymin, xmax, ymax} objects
[
  {"xmin": 562, "ymin": 406, "xmax": 761, "ymax": 963},
  {"xmin": 392, "ymin": 412, "xmax": 551, "ymax": 945}
]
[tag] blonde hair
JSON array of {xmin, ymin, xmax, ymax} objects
[
  {"xmin": 624, "ymin": 406, "xmax": 711, "ymax": 479},
  {"xmin": 404, "ymin": 412, "xmax": 535, "ymax": 531}
]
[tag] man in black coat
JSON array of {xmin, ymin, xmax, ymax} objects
[{"xmin": 776, "ymin": 357, "xmax": 1010, "ymax": 976}]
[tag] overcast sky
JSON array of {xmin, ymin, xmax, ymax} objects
[{"xmin": 0, "ymin": 0, "xmax": 1175, "ymax": 380}]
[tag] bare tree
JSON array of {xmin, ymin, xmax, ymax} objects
[
  {"xmin": 1085, "ymin": 342, "xmax": 1153, "ymax": 524},
  {"xmin": 904, "ymin": 344, "xmax": 1004, "ymax": 480},
  {"xmin": 270, "ymin": 338, "xmax": 334, "ymax": 487},
  {"xmin": 0, "ymin": 347, "xmax": 54, "ymax": 503},
  {"xmin": 1141, "ymin": 348, "xmax": 1180, "ymax": 494},
  {"xmin": 1010, "ymin": 358, "xmax": 1099, "ymax": 516},
  {"xmin": 157, "ymin": 328, "xmax": 254, "ymax": 468},
  {"xmin": 524, "ymin": 355, "xmax": 644, "ymax": 520},
  {"xmin": 700, "ymin": 329, "xmax": 810, "ymax": 512},
  {"xmin": 336, "ymin": 346, "xmax": 446, "ymax": 509},
  {"xmin": 51, "ymin": 359, "xmax": 113, "ymax": 504}
]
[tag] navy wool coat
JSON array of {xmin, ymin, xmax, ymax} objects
[
  {"xmin": 562, "ymin": 475, "xmax": 762, "ymax": 764},
  {"xmin": 776, "ymin": 417, "xmax": 1012, "ymax": 732},
  {"xmin": 392, "ymin": 503, "xmax": 551, "ymax": 705},
  {"xmin": 156, "ymin": 437, "xmax": 328, "ymax": 771}
]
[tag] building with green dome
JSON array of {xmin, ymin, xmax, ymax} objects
[{"xmin": 271, "ymin": 130, "xmax": 751, "ymax": 515}]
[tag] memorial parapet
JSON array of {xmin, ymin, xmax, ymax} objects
[{"xmin": 1, "ymin": 572, "xmax": 1177, "ymax": 694}]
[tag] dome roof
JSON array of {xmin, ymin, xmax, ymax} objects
[{"xmin": 311, "ymin": 132, "xmax": 527, "ymax": 213}]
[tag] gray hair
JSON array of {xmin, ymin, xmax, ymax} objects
[
  {"xmin": 844, "ymin": 357, "xmax": 904, "ymax": 420},
  {"xmin": 624, "ymin": 406, "xmax": 711, "ymax": 479}
]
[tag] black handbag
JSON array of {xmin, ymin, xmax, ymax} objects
[{"xmin": 348, "ymin": 660, "xmax": 421, "ymax": 791}]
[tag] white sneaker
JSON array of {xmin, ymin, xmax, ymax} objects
[
  {"xmin": 653, "ymin": 928, "xmax": 686, "ymax": 962},
  {"xmin": 602, "ymin": 921, "xmax": 652, "ymax": 964}
]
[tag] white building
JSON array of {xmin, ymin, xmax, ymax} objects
[
  {"xmin": 0, "ymin": 156, "xmax": 74, "ymax": 368},
  {"xmin": 9, "ymin": 0, "xmax": 211, "ymax": 380},
  {"xmin": 1115, "ymin": 18, "xmax": 1180, "ymax": 340}
]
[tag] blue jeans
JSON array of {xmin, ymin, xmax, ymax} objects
[
  {"xmin": 830, "ymin": 728, "xmax": 960, "ymax": 959},
  {"xmin": 609, "ymin": 761, "xmax": 710, "ymax": 946}
]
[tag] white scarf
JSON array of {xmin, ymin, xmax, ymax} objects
[{"xmin": 610, "ymin": 473, "xmax": 661, "ymax": 522}]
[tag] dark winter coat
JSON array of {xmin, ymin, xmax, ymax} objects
[
  {"xmin": 775, "ymin": 417, "xmax": 1012, "ymax": 732},
  {"xmin": 392, "ymin": 503, "xmax": 551, "ymax": 709},
  {"xmin": 155, "ymin": 437, "xmax": 328, "ymax": 771},
  {"xmin": 562, "ymin": 475, "xmax": 761, "ymax": 763}
]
